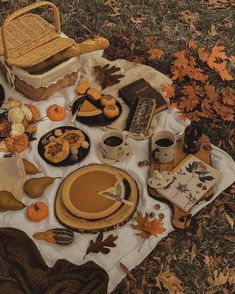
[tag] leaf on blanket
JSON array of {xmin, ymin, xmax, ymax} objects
[
  {"xmin": 156, "ymin": 267, "xmax": 184, "ymax": 293},
  {"xmin": 161, "ymin": 83, "xmax": 175, "ymax": 98},
  {"xmin": 93, "ymin": 64, "xmax": 125, "ymax": 89},
  {"xmin": 131, "ymin": 211, "xmax": 166, "ymax": 240},
  {"xmin": 83, "ymin": 232, "xmax": 118, "ymax": 259}
]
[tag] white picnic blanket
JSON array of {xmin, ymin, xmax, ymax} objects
[{"xmin": 0, "ymin": 52, "xmax": 234, "ymax": 292}]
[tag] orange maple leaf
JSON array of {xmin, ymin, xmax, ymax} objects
[
  {"xmin": 222, "ymin": 87, "xmax": 235, "ymax": 106},
  {"xmin": 148, "ymin": 48, "xmax": 164, "ymax": 60},
  {"xmin": 174, "ymin": 50, "xmax": 189, "ymax": 69},
  {"xmin": 177, "ymin": 112, "xmax": 188, "ymax": 121},
  {"xmin": 143, "ymin": 219, "xmax": 166, "ymax": 237},
  {"xmin": 131, "ymin": 211, "xmax": 166, "ymax": 240},
  {"xmin": 204, "ymin": 83, "xmax": 217, "ymax": 102},
  {"xmin": 212, "ymin": 62, "xmax": 233, "ymax": 81},
  {"xmin": 198, "ymin": 47, "xmax": 210, "ymax": 62},
  {"xmin": 211, "ymin": 45, "xmax": 227, "ymax": 60},
  {"xmin": 171, "ymin": 65, "xmax": 188, "ymax": 80},
  {"xmin": 161, "ymin": 83, "xmax": 175, "ymax": 98},
  {"xmin": 187, "ymin": 111, "xmax": 205, "ymax": 122},
  {"xmin": 188, "ymin": 40, "xmax": 197, "ymax": 49},
  {"xmin": 218, "ymin": 106, "xmax": 234, "ymax": 121}
]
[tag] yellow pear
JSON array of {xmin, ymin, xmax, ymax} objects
[
  {"xmin": 0, "ymin": 191, "xmax": 25, "ymax": 212},
  {"xmin": 22, "ymin": 158, "xmax": 40, "ymax": 175},
  {"xmin": 23, "ymin": 176, "xmax": 60, "ymax": 199}
]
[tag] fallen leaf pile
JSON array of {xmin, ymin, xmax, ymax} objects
[
  {"xmin": 83, "ymin": 232, "xmax": 118, "ymax": 259},
  {"xmin": 93, "ymin": 64, "xmax": 125, "ymax": 89},
  {"xmin": 166, "ymin": 41, "xmax": 234, "ymax": 122},
  {"xmin": 131, "ymin": 211, "xmax": 166, "ymax": 240}
]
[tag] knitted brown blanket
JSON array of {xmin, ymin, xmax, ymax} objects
[{"xmin": 0, "ymin": 227, "xmax": 109, "ymax": 294}]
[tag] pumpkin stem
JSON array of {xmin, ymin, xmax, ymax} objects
[{"xmin": 34, "ymin": 203, "xmax": 40, "ymax": 211}]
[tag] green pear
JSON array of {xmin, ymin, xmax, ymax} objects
[
  {"xmin": 22, "ymin": 158, "xmax": 40, "ymax": 175},
  {"xmin": 23, "ymin": 176, "xmax": 60, "ymax": 199},
  {"xmin": 0, "ymin": 191, "xmax": 25, "ymax": 212}
]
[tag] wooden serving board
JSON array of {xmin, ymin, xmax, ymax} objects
[{"xmin": 148, "ymin": 134, "xmax": 213, "ymax": 229}]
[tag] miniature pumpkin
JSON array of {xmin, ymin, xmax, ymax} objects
[
  {"xmin": 5, "ymin": 134, "xmax": 29, "ymax": 153},
  {"xmin": 27, "ymin": 104, "xmax": 41, "ymax": 121},
  {"xmin": 33, "ymin": 228, "xmax": 74, "ymax": 245},
  {"xmin": 44, "ymin": 138, "xmax": 70, "ymax": 163},
  {"xmin": 59, "ymin": 129, "xmax": 85, "ymax": 149},
  {"xmin": 87, "ymin": 88, "xmax": 102, "ymax": 100},
  {"xmin": 47, "ymin": 105, "xmax": 66, "ymax": 121},
  {"xmin": 76, "ymin": 80, "xmax": 90, "ymax": 95},
  {"xmin": 26, "ymin": 202, "xmax": 49, "ymax": 222},
  {"xmin": 100, "ymin": 95, "xmax": 116, "ymax": 106},
  {"xmin": 103, "ymin": 104, "xmax": 120, "ymax": 118}
]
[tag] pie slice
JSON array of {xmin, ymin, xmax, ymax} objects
[{"xmin": 78, "ymin": 100, "xmax": 102, "ymax": 117}]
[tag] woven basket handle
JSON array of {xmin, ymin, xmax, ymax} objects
[{"xmin": 1, "ymin": 1, "xmax": 61, "ymax": 61}]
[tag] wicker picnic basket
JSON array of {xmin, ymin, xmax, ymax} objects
[{"xmin": 0, "ymin": 1, "xmax": 109, "ymax": 101}]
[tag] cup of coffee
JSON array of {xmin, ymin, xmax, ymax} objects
[
  {"xmin": 152, "ymin": 130, "xmax": 177, "ymax": 163},
  {"xmin": 101, "ymin": 130, "xmax": 126, "ymax": 159}
]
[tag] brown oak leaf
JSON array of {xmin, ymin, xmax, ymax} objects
[
  {"xmin": 93, "ymin": 64, "xmax": 125, "ymax": 89},
  {"xmin": 156, "ymin": 267, "xmax": 184, "ymax": 293},
  {"xmin": 83, "ymin": 232, "xmax": 118, "ymax": 259}
]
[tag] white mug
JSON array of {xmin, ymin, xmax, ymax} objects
[
  {"xmin": 152, "ymin": 130, "xmax": 178, "ymax": 163},
  {"xmin": 101, "ymin": 130, "xmax": 127, "ymax": 160}
]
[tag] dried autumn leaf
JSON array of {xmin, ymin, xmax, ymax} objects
[
  {"xmin": 204, "ymin": 83, "xmax": 217, "ymax": 102},
  {"xmin": 191, "ymin": 242, "xmax": 197, "ymax": 261},
  {"xmin": 148, "ymin": 48, "xmax": 164, "ymax": 60},
  {"xmin": 212, "ymin": 62, "xmax": 233, "ymax": 81},
  {"xmin": 222, "ymin": 87, "xmax": 235, "ymax": 105},
  {"xmin": 224, "ymin": 235, "xmax": 235, "ymax": 243},
  {"xmin": 224, "ymin": 211, "xmax": 234, "ymax": 229},
  {"xmin": 143, "ymin": 219, "xmax": 166, "ymax": 237},
  {"xmin": 131, "ymin": 211, "xmax": 165, "ymax": 240},
  {"xmin": 84, "ymin": 232, "xmax": 118, "ymax": 259},
  {"xmin": 218, "ymin": 106, "xmax": 234, "ymax": 121},
  {"xmin": 208, "ymin": 270, "xmax": 229, "ymax": 286},
  {"xmin": 198, "ymin": 47, "xmax": 210, "ymax": 62},
  {"xmin": 161, "ymin": 83, "xmax": 175, "ymax": 98},
  {"xmin": 208, "ymin": 23, "xmax": 218, "ymax": 36},
  {"xmin": 93, "ymin": 64, "xmax": 125, "ymax": 90},
  {"xmin": 188, "ymin": 40, "xmax": 197, "ymax": 49},
  {"xmin": 156, "ymin": 268, "xmax": 184, "ymax": 293},
  {"xmin": 119, "ymin": 262, "xmax": 136, "ymax": 281}
]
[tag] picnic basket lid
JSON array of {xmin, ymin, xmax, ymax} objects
[{"xmin": 0, "ymin": 1, "xmax": 74, "ymax": 68}]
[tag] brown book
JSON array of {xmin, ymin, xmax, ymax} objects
[{"xmin": 119, "ymin": 78, "xmax": 168, "ymax": 113}]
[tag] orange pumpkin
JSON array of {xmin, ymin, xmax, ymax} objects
[
  {"xmin": 27, "ymin": 104, "xmax": 41, "ymax": 121},
  {"xmin": 5, "ymin": 134, "xmax": 29, "ymax": 153},
  {"xmin": 100, "ymin": 95, "xmax": 116, "ymax": 106},
  {"xmin": 47, "ymin": 105, "xmax": 66, "ymax": 121},
  {"xmin": 103, "ymin": 105, "xmax": 120, "ymax": 118},
  {"xmin": 26, "ymin": 202, "xmax": 49, "ymax": 222},
  {"xmin": 76, "ymin": 80, "xmax": 90, "ymax": 95}
]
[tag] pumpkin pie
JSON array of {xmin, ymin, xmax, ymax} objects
[
  {"xmin": 78, "ymin": 100, "xmax": 102, "ymax": 117},
  {"xmin": 61, "ymin": 165, "xmax": 123, "ymax": 219}
]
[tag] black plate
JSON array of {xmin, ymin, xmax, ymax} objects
[
  {"xmin": 71, "ymin": 95, "xmax": 122, "ymax": 126},
  {"xmin": 38, "ymin": 126, "xmax": 90, "ymax": 167}
]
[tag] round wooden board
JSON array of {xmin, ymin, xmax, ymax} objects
[{"xmin": 55, "ymin": 164, "xmax": 140, "ymax": 233}]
